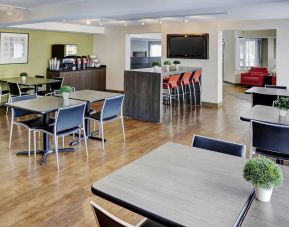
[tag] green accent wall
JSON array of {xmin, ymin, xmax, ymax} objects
[{"xmin": 0, "ymin": 29, "xmax": 93, "ymax": 79}]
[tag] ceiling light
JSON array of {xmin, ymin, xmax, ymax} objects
[
  {"xmin": 7, "ymin": 6, "xmax": 13, "ymax": 16},
  {"xmin": 86, "ymin": 19, "xmax": 91, "ymax": 25},
  {"xmin": 124, "ymin": 20, "xmax": 128, "ymax": 26},
  {"xmin": 141, "ymin": 21, "xmax": 145, "ymax": 26},
  {"xmin": 99, "ymin": 19, "xmax": 104, "ymax": 26},
  {"xmin": 183, "ymin": 18, "xmax": 189, "ymax": 23},
  {"xmin": 159, "ymin": 19, "xmax": 163, "ymax": 24}
]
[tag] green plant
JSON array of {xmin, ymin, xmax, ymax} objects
[
  {"xmin": 60, "ymin": 86, "xmax": 73, "ymax": 94},
  {"xmin": 152, "ymin": 61, "xmax": 161, "ymax": 67},
  {"xmin": 275, "ymin": 97, "xmax": 289, "ymax": 110},
  {"xmin": 19, "ymin": 72, "xmax": 28, "ymax": 77},
  {"xmin": 173, "ymin": 60, "xmax": 181, "ymax": 65},
  {"xmin": 243, "ymin": 157, "xmax": 283, "ymax": 189},
  {"xmin": 163, "ymin": 61, "xmax": 171, "ymax": 66}
]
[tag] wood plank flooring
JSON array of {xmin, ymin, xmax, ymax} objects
[{"xmin": 0, "ymin": 85, "xmax": 257, "ymax": 226}]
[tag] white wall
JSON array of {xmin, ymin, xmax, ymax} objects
[
  {"xmin": 93, "ymin": 25, "xmax": 161, "ymax": 91},
  {"xmin": 93, "ymin": 19, "xmax": 289, "ymax": 104},
  {"xmin": 223, "ymin": 31, "xmax": 236, "ymax": 84},
  {"xmin": 161, "ymin": 22, "xmax": 223, "ymax": 104},
  {"xmin": 220, "ymin": 19, "xmax": 289, "ymax": 87}
]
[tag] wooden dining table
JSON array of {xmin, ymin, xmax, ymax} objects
[{"xmin": 91, "ymin": 142, "xmax": 254, "ymax": 227}]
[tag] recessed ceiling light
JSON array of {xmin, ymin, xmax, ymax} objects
[
  {"xmin": 99, "ymin": 19, "xmax": 104, "ymax": 26},
  {"xmin": 6, "ymin": 6, "xmax": 13, "ymax": 16},
  {"xmin": 124, "ymin": 20, "xmax": 128, "ymax": 26},
  {"xmin": 141, "ymin": 21, "xmax": 145, "ymax": 25},
  {"xmin": 86, "ymin": 19, "xmax": 91, "ymax": 25},
  {"xmin": 183, "ymin": 18, "xmax": 189, "ymax": 23},
  {"xmin": 159, "ymin": 19, "xmax": 163, "ymax": 24}
]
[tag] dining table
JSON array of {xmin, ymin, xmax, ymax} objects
[
  {"xmin": 244, "ymin": 87, "xmax": 289, "ymax": 97},
  {"xmin": 57, "ymin": 90, "xmax": 122, "ymax": 145},
  {"xmin": 240, "ymin": 105, "xmax": 289, "ymax": 126},
  {"xmin": 242, "ymin": 165, "xmax": 289, "ymax": 227},
  {"xmin": 91, "ymin": 142, "xmax": 254, "ymax": 227},
  {"xmin": 0, "ymin": 77, "xmax": 59, "ymax": 94},
  {"xmin": 6, "ymin": 96, "xmax": 85, "ymax": 164}
]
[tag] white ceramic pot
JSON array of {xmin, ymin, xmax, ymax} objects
[
  {"xmin": 279, "ymin": 109, "xmax": 287, "ymax": 117},
  {"xmin": 255, "ymin": 187, "xmax": 273, "ymax": 202},
  {"xmin": 165, "ymin": 65, "xmax": 170, "ymax": 71},
  {"xmin": 62, "ymin": 92, "xmax": 70, "ymax": 100},
  {"xmin": 21, "ymin": 76, "xmax": 26, "ymax": 81},
  {"xmin": 154, "ymin": 66, "xmax": 159, "ymax": 72}
]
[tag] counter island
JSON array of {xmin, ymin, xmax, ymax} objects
[{"xmin": 124, "ymin": 66, "xmax": 201, "ymax": 123}]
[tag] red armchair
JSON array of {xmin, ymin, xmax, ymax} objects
[{"xmin": 240, "ymin": 67, "xmax": 269, "ymax": 87}]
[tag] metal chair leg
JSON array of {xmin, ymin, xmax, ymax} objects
[
  {"xmin": 28, "ymin": 129, "xmax": 31, "ymax": 157},
  {"xmin": 82, "ymin": 121, "xmax": 89, "ymax": 157},
  {"xmin": 100, "ymin": 123, "xmax": 105, "ymax": 151},
  {"xmin": 62, "ymin": 136, "xmax": 65, "ymax": 149},
  {"xmin": 8, "ymin": 119, "xmax": 14, "ymax": 150},
  {"xmin": 33, "ymin": 131, "xmax": 37, "ymax": 158},
  {"xmin": 54, "ymin": 136, "xmax": 60, "ymax": 170},
  {"xmin": 121, "ymin": 117, "xmax": 125, "ymax": 141}
]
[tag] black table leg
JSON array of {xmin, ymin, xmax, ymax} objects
[{"xmin": 34, "ymin": 85, "xmax": 39, "ymax": 94}]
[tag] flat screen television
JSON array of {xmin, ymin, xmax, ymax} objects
[{"xmin": 167, "ymin": 34, "xmax": 209, "ymax": 59}]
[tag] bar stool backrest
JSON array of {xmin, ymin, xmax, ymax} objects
[
  {"xmin": 8, "ymin": 82, "xmax": 21, "ymax": 96},
  {"xmin": 11, "ymin": 95, "xmax": 37, "ymax": 118},
  {"xmin": 182, "ymin": 72, "xmax": 192, "ymax": 85},
  {"xmin": 101, "ymin": 95, "xmax": 124, "ymax": 121},
  {"xmin": 168, "ymin": 74, "xmax": 180, "ymax": 88},
  {"xmin": 55, "ymin": 103, "xmax": 86, "ymax": 134},
  {"xmin": 192, "ymin": 70, "xmax": 202, "ymax": 82}
]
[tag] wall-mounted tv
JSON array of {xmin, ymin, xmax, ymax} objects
[{"xmin": 167, "ymin": 34, "xmax": 209, "ymax": 59}]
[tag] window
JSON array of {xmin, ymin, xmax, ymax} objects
[
  {"xmin": 149, "ymin": 43, "xmax": 161, "ymax": 57},
  {"xmin": 236, "ymin": 38, "xmax": 262, "ymax": 70}
]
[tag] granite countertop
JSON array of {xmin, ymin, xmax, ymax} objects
[{"xmin": 127, "ymin": 66, "xmax": 201, "ymax": 76}]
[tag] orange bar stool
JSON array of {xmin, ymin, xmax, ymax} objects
[
  {"xmin": 190, "ymin": 70, "xmax": 202, "ymax": 106},
  {"xmin": 178, "ymin": 72, "xmax": 192, "ymax": 96},
  {"xmin": 163, "ymin": 74, "xmax": 181, "ymax": 104}
]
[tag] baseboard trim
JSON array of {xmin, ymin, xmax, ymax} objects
[
  {"xmin": 105, "ymin": 89, "xmax": 124, "ymax": 94},
  {"xmin": 202, "ymin": 102, "xmax": 223, "ymax": 108},
  {"xmin": 223, "ymin": 81, "xmax": 241, "ymax": 86}
]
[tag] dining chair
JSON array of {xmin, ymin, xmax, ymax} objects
[
  {"xmin": 9, "ymin": 95, "xmax": 43, "ymax": 157},
  {"xmin": 192, "ymin": 135, "xmax": 246, "ymax": 158},
  {"xmin": 250, "ymin": 120, "xmax": 289, "ymax": 164},
  {"xmin": 86, "ymin": 95, "xmax": 125, "ymax": 151},
  {"xmin": 178, "ymin": 72, "xmax": 192, "ymax": 97},
  {"xmin": 39, "ymin": 102, "xmax": 87, "ymax": 170},
  {"xmin": 163, "ymin": 74, "xmax": 181, "ymax": 104},
  {"xmin": 265, "ymin": 84, "xmax": 287, "ymax": 89},
  {"xmin": 6, "ymin": 82, "xmax": 27, "ymax": 115},
  {"xmin": 35, "ymin": 75, "xmax": 45, "ymax": 92},
  {"xmin": 252, "ymin": 93, "xmax": 277, "ymax": 107},
  {"xmin": 38, "ymin": 77, "xmax": 64, "ymax": 96},
  {"xmin": 90, "ymin": 201, "xmax": 164, "ymax": 227}
]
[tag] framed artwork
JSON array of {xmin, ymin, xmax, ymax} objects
[{"xmin": 0, "ymin": 32, "xmax": 29, "ymax": 64}]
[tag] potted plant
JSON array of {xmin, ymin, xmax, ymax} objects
[
  {"xmin": 243, "ymin": 157, "xmax": 283, "ymax": 202},
  {"xmin": 173, "ymin": 60, "xmax": 181, "ymax": 71},
  {"xmin": 60, "ymin": 86, "xmax": 73, "ymax": 100},
  {"xmin": 163, "ymin": 60, "xmax": 171, "ymax": 71},
  {"xmin": 20, "ymin": 72, "xmax": 28, "ymax": 81},
  {"xmin": 152, "ymin": 61, "xmax": 161, "ymax": 72},
  {"xmin": 274, "ymin": 97, "xmax": 289, "ymax": 117}
]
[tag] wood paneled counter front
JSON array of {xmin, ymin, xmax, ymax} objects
[
  {"xmin": 124, "ymin": 67, "xmax": 201, "ymax": 123},
  {"xmin": 47, "ymin": 66, "xmax": 106, "ymax": 91}
]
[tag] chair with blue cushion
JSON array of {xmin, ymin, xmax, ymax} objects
[
  {"xmin": 39, "ymin": 103, "xmax": 87, "ymax": 170},
  {"xmin": 87, "ymin": 95, "xmax": 125, "ymax": 151},
  {"xmin": 251, "ymin": 120, "xmax": 289, "ymax": 164},
  {"xmin": 9, "ymin": 95, "xmax": 43, "ymax": 156},
  {"xmin": 192, "ymin": 135, "xmax": 246, "ymax": 158}
]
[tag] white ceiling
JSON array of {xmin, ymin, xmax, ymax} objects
[{"xmin": 0, "ymin": 0, "xmax": 289, "ymax": 27}]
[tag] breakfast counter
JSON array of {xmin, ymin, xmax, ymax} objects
[{"xmin": 124, "ymin": 66, "xmax": 201, "ymax": 123}]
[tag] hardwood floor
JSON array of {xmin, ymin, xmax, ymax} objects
[{"xmin": 0, "ymin": 85, "xmax": 254, "ymax": 226}]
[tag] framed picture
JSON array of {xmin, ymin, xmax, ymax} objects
[{"xmin": 0, "ymin": 32, "xmax": 29, "ymax": 64}]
